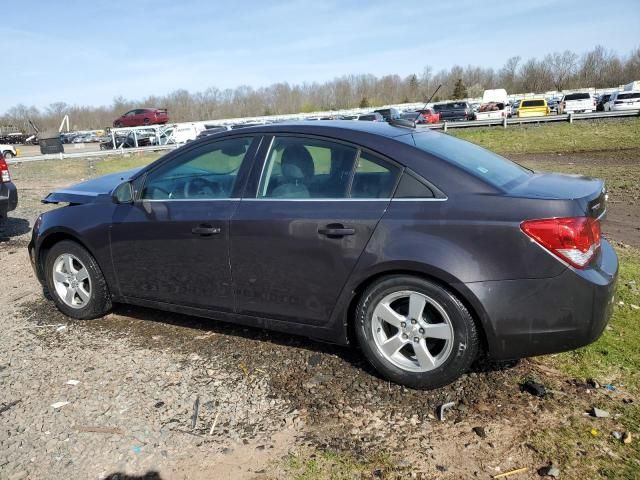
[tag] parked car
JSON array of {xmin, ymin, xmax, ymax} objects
[
  {"xmin": 510, "ymin": 100, "xmax": 521, "ymax": 116},
  {"xmin": 113, "ymin": 108, "xmax": 169, "ymax": 128},
  {"xmin": 558, "ymin": 92, "xmax": 595, "ymax": 114},
  {"xmin": 100, "ymin": 131, "xmax": 156, "ymax": 150},
  {"xmin": 373, "ymin": 108, "xmax": 401, "ymax": 121},
  {"xmin": 596, "ymin": 94, "xmax": 612, "ymax": 112},
  {"xmin": 29, "ymin": 121, "xmax": 618, "ymax": 390},
  {"xmin": 546, "ymin": 98, "xmax": 560, "ymax": 113},
  {"xmin": 0, "ymin": 153, "xmax": 18, "ymax": 224},
  {"xmin": 604, "ymin": 91, "xmax": 640, "ymax": 111},
  {"xmin": 432, "ymin": 102, "xmax": 474, "ymax": 121},
  {"xmin": 474, "ymin": 89, "xmax": 509, "ymax": 121},
  {"xmin": 415, "ymin": 108, "xmax": 440, "ymax": 124},
  {"xmin": 517, "ymin": 98, "xmax": 549, "ymax": 117},
  {"xmin": 356, "ymin": 112, "xmax": 384, "ymax": 122},
  {"xmin": 0, "ymin": 144, "xmax": 18, "ymax": 159}
]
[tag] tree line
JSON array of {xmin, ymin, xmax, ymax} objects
[{"xmin": 2, "ymin": 45, "xmax": 639, "ymax": 132}]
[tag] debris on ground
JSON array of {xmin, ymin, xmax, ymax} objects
[
  {"xmin": 623, "ymin": 432, "xmax": 632, "ymax": 444},
  {"xmin": 472, "ymin": 426, "xmax": 487, "ymax": 438},
  {"xmin": 612, "ymin": 431, "xmax": 623, "ymax": 440},
  {"xmin": 0, "ymin": 399, "xmax": 21, "ymax": 415},
  {"xmin": 492, "ymin": 467, "xmax": 528, "ymax": 478},
  {"xmin": 538, "ymin": 463, "xmax": 561, "ymax": 478},
  {"xmin": 586, "ymin": 378, "xmax": 600, "ymax": 389},
  {"xmin": 76, "ymin": 426, "xmax": 125, "ymax": 435},
  {"xmin": 590, "ymin": 428, "xmax": 599, "ymax": 437},
  {"xmin": 191, "ymin": 395, "xmax": 200, "ymax": 430},
  {"xmin": 65, "ymin": 379, "xmax": 80, "ymax": 386},
  {"xmin": 438, "ymin": 401, "xmax": 455, "ymax": 421},
  {"xmin": 51, "ymin": 401, "xmax": 69, "ymax": 409},
  {"xmin": 520, "ymin": 379, "xmax": 547, "ymax": 397},
  {"xmin": 591, "ymin": 407, "xmax": 610, "ymax": 418},
  {"xmin": 603, "ymin": 384, "xmax": 616, "ymax": 391},
  {"xmin": 630, "ymin": 304, "xmax": 640, "ymax": 310}
]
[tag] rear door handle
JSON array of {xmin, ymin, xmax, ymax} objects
[
  {"xmin": 191, "ymin": 225, "xmax": 221, "ymax": 236},
  {"xmin": 318, "ymin": 224, "xmax": 355, "ymax": 238}
]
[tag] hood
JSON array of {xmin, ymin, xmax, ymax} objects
[{"xmin": 43, "ymin": 167, "xmax": 142, "ymax": 204}]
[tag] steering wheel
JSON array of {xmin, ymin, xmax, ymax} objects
[{"xmin": 184, "ymin": 178, "xmax": 221, "ymax": 198}]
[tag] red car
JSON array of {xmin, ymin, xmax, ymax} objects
[
  {"xmin": 416, "ymin": 108, "xmax": 440, "ymax": 124},
  {"xmin": 113, "ymin": 108, "xmax": 169, "ymax": 128}
]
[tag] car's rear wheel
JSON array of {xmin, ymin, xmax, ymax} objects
[
  {"xmin": 3, "ymin": 151, "xmax": 13, "ymax": 159},
  {"xmin": 355, "ymin": 275, "xmax": 479, "ymax": 389},
  {"xmin": 45, "ymin": 240, "xmax": 112, "ymax": 319}
]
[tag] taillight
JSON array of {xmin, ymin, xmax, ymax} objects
[
  {"xmin": 521, "ymin": 217, "xmax": 601, "ymax": 269},
  {"xmin": 0, "ymin": 155, "xmax": 10, "ymax": 183}
]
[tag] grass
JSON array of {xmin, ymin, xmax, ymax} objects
[
  {"xmin": 450, "ymin": 118, "xmax": 640, "ymax": 155},
  {"xmin": 281, "ymin": 450, "xmax": 397, "ymax": 480}
]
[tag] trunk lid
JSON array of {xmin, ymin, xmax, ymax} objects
[
  {"xmin": 508, "ymin": 172, "xmax": 607, "ymax": 218},
  {"xmin": 43, "ymin": 167, "xmax": 142, "ymax": 204}
]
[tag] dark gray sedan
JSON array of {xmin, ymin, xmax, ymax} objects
[{"xmin": 29, "ymin": 122, "xmax": 617, "ymax": 389}]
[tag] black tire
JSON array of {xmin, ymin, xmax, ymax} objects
[
  {"xmin": 3, "ymin": 151, "xmax": 13, "ymax": 159},
  {"xmin": 355, "ymin": 275, "xmax": 479, "ymax": 389},
  {"xmin": 114, "ymin": 121, "xmax": 122, "ymax": 128},
  {"xmin": 44, "ymin": 240, "xmax": 112, "ymax": 320}
]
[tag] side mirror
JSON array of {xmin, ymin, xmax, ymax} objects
[{"xmin": 112, "ymin": 181, "xmax": 133, "ymax": 204}]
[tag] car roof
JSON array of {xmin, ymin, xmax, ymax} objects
[{"xmin": 207, "ymin": 120, "xmax": 416, "ymax": 139}]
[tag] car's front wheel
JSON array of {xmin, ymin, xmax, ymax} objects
[
  {"xmin": 45, "ymin": 240, "xmax": 112, "ymax": 319},
  {"xmin": 3, "ymin": 151, "xmax": 13, "ymax": 159},
  {"xmin": 355, "ymin": 275, "xmax": 479, "ymax": 389}
]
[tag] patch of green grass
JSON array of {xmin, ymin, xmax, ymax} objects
[
  {"xmin": 546, "ymin": 248, "xmax": 640, "ymax": 391},
  {"xmin": 450, "ymin": 118, "xmax": 640, "ymax": 155},
  {"xmin": 529, "ymin": 406, "xmax": 640, "ymax": 479},
  {"xmin": 92, "ymin": 152, "xmax": 164, "ymax": 176},
  {"xmin": 282, "ymin": 450, "xmax": 396, "ymax": 480}
]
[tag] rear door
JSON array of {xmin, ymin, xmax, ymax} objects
[
  {"xmin": 109, "ymin": 135, "xmax": 260, "ymax": 311},
  {"xmin": 230, "ymin": 135, "xmax": 401, "ymax": 326}
]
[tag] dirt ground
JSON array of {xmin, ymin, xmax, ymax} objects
[{"xmin": 0, "ymin": 150, "xmax": 638, "ymax": 479}]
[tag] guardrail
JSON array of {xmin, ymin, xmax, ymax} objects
[
  {"xmin": 419, "ymin": 108, "xmax": 640, "ymax": 131},
  {"xmin": 6, "ymin": 108, "xmax": 639, "ymax": 164},
  {"xmin": 6, "ymin": 144, "xmax": 177, "ymax": 164}
]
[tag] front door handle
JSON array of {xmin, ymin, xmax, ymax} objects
[
  {"xmin": 318, "ymin": 224, "xmax": 355, "ymax": 238},
  {"xmin": 191, "ymin": 225, "xmax": 221, "ymax": 236}
]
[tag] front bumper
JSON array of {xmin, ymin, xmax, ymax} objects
[
  {"xmin": 0, "ymin": 181, "xmax": 18, "ymax": 219},
  {"xmin": 466, "ymin": 239, "xmax": 618, "ymax": 360}
]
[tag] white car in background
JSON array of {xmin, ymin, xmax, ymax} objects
[
  {"xmin": 558, "ymin": 92, "xmax": 595, "ymax": 114},
  {"xmin": 605, "ymin": 91, "xmax": 640, "ymax": 111},
  {"xmin": 0, "ymin": 144, "xmax": 18, "ymax": 159}
]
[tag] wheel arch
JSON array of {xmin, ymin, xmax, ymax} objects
[
  {"xmin": 36, "ymin": 229, "xmax": 98, "ymax": 281},
  {"xmin": 341, "ymin": 265, "xmax": 494, "ymax": 356}
]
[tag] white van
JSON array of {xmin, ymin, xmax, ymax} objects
[{"xmin": 474, "ymin": 89, "xmax": 509, "ymax": 120}]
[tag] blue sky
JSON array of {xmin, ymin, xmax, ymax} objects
[{"xmin": 2, "ymin": 0, "xmax": 639, "ymax": 112}]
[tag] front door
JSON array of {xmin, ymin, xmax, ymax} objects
[
  {"xmin": 231, "ymin": 135, "xmax": 401, "ymax": 326},
  {"xmin": 109, "ymin": 136, "xmax": 259, "ymax": 311}
]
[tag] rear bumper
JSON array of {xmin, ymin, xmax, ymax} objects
[
  {"xmin": 466, "ymin": 239, "xmax": 618, "ymax": 360},
  {"xmin": 0, "ymin": 182, "xmax": 18, "ymax": 219}
]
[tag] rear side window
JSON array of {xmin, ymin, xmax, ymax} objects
[
  {"xmin": 408, "ymin": 132, "xmax": 530, "ymax": 189},
  {"xmin": 522, "ymin": 100, "xmax": 545, "ymax": 107},
  {"xmin": 257, "ymin": 137, "xmax": 400, "ymax": 199},
  {"xmin": 351, "ymin": 152, "xmax": 400, "ymax": 199},
  {"xmin": 618, "ymin": 93, "xmax": 640, "ymax": 99},
  {"xmin": 564, "ymin": 93, "xmax": 590, "ymax": 101},
  {"xmin": 394, "ymin": 172, "xmax": 435, "ymax": 198}
]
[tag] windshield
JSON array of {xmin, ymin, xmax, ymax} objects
[{"xmin": 405, "ymin": 132, "xmax": 530, "ymax": 189}]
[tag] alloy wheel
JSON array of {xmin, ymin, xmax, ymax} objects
[
  {"xmin": 52, "ymin": 253, "xmax": 92, "ymax": 309},
  {"xmin": 371, "ymin": 290, "xmax": 454, "ymax": 372}
]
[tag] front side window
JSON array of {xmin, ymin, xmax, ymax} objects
[
  {"xmin": 257, "ymin": 137, "xmax": 400, "ymax": 199},
  {"xmin": 142, "ymin": 137, "xmax": 252, "ymax": 200}
]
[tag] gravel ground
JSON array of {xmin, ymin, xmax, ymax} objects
[{"xmin": 0, "ymin": 150, "xmax": 637, "ymax": 479}]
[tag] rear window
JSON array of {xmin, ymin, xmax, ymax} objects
[
  {"xmin": 618, "ymin": 92, "xmax": 640, "ymax": 99},
  {"xmin": 521, "ymin": 100, "xmax": 545, "ymax": 107},
  {"xmin": 406, "ymin": 132, "xmax": 530, "ymax": 189},
  {"xmin": 564, "ymin": 93, "xmax": 591, "ymax": 101},
  {"xmin": 433, "ymin": 103, "xmax": 467, "ymax": 111}
]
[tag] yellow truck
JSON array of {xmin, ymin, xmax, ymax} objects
[{"xmin": 517, "ymin": 98, "xmax": 549, "ymax": 118}]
